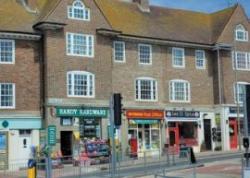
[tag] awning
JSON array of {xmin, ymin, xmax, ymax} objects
[{"xmin": 129, "ymin": 119, "xmax": 159, "ymax": 124}]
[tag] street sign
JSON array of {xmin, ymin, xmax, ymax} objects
[{"xmin": 47, "ymin": 125, "xmax": 56, "ymax": 146}]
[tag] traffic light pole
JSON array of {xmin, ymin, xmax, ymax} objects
[{"xmin": 110, "ymin": 95, "xmax": 117, "ymax": 178}]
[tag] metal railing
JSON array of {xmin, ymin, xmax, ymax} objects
[{"xmin": 0, "ymin": 148, "xmax": 195, "ymax": 178}]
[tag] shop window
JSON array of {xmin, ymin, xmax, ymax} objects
[
  {"xmin": 179, "ymin": 122, "xmax": 197, "ymax": 139},
  {"xmin": 79, "ymin": 118, "xmax": 101, "ymax": 139},
  {"xmin": 61, "ymin": 117, "xmax": 73, "ymax": 126}
]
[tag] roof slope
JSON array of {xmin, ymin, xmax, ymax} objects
[
  {"xmin": 95, "ymin": 0, "xmax": 237, "ymax": 44},
  {"xmin": 0, "ymin": 0, "xmax": 37, "ymax": 33}
]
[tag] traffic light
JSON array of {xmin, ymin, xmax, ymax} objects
[
  {"xmin": 212, "ymin": 128, "xmax": 217, "ymax": 141},
  {"xmin": 243, "ymin": 137, "xmax": 249, "ymax": 149},
  {"xmin": 113, "ymin": 93, "xmax": 122, "ymax": 126}
]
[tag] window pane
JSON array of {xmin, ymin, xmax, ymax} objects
[
  {"xmin": 173, "ymin": 48, "xmax": 184, "ymax": 67},
  {"xmin": 68, "ymin": 72, "xmax": 94, "ymax": 97},
  {"xmin": 0, "ymin": 40, "xmax": 14, "ymax": 63},
  {"xmin": 114, "ymin": 42, "xmax": 125, "ymax": 61},
  {"xmin": 236, "ymin": 52, "xmax": 247, "ymax": 69},
  {"xmin": 68, "ymin": 1, "xmax": 90, "ymax": 21},
  {"xmin": 67, "ymin": 33, "xmax": 93, "ymax": 57},
  {"xmin": 0, "ymin": 84, "xmax": 14, "ymax": 107},
  {"xmin": 196, "ymin": 50, "xmax": 205, "ymax": 68},
  {"xmin": 170, "ymin": 81, "xmax": 190, "ymax": 102},
  {"xmin": 139, "ymin": 45, "xmax": 151, "ymax": 64},
  {"xmin": 136, "ymin": 79, "xmax": 156, "ymax": 101}
]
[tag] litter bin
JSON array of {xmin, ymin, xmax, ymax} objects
[{"xmin": 27, "ymin": 159, "xmax": 37, "ymax": 178}]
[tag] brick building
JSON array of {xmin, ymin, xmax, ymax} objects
[
  {"xmin": 0, "ymin": 1, "xmax": 42, "ymax": 167},
  {"xmin": 0, "ymin": 0, "xmax": 249, "ymax": 162}
]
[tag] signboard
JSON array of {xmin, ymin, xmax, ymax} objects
[
  {"xmin": 165, "ymin": 110, "xmax": 200, "ymax": 118},
  {"xmin": 48, "ymin": 125, "xmax": 56, "ymax": 146},
  {"xmin": 126, "ymin": 110, "xmax": 164, "ymax": 119},
  {"xmin": 56, "ymin": 107, "xmax": 108, "ymax": 118}
]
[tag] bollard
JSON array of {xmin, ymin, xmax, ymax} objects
[{"xmin": 27, "ymin": 159, "xmax": 37, "ymax": 178}]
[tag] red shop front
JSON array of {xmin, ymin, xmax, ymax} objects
[{"xmin": 166, "ymin": 110, "xmax": 200, "ymax": 153}]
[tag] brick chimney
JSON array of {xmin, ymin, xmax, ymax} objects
[{"xmin": 133, "ymin": 0, "xmax": 150, "ymax": 12}]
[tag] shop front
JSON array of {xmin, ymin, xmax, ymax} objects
[
  {"xmin": 0, "ymin": 117, "xmax": 41, "ymax": 169},
  {"xmin": 55, "ymin": 107, "xmax": 109, "ymax": 157},
  {"xmin": 126, "ymin": 110, "xmax": 164, "ymax": 157},
  {"xmin": 165, "ymin": 110, "xmax": 200, "ymax": 153},
  {"xmin": 227, "ymin": 106, "xmax": 244, "ymax": 150}
]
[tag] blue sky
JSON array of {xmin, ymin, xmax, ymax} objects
[{"xmin": 151, "ymin": 0, "xmax": 250, "ymax": 17}]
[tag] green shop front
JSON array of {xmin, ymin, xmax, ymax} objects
[{"xmin": 55, "ymin": 107, "xmax": 109, "ymax": 157}]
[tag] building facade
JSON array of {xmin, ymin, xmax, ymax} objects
[
  {"xmin": 0, "ymin": 1, "xmax": 42, "ymax": 167},
  {"xmin": 0, "ymin": 0, "xmax": 250, "ymax": 163}
]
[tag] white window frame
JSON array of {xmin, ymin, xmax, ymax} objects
[
  {"xmin": 113, "ymin": 41, "xmax": 126, "ymax": 63},
  {"xmin": 232, "ymin": 51, "xmax": 250, "ymax": 71},
  {"xmin": 0, "ymin": 83, "xmax": 15, "ymax": 109},
  {"xmin": 235, "ymin": 24, "xmax": 248, "ymax": 42},
  {"xmin": 172, "ymin": 47, "xmax": 185, "ymax": 68},
  {"xmin": 234, "ymin": 81, "xmax": 249, "ymax": 104},
  {"xmin": 67, "ymin": 71, "xmax": 95, "ymax": 98},
  {"xmin": 135, "ymin": 77, "xmax": 158, "ymax": 102},
  {"xmin": 67, "ymin": 0, "xmax": 90, "ymax": 21},
  {"xmin": 66, "ymin": 32, "xmax": 94, "ymax": 57},
  {"xmin": 138, "ymin": 44, "xmax": 152, "ymax": 65},
  {"xmin": 195, "ymin": 50, "xmax": 206, "ymax": 69},
  {"xmin": 0, "ymin": 39, "xmax": 15, "ymax": 64},
  {"xmin": 169, "ymin": 79, "xmax": 190, "ymax": 103}
]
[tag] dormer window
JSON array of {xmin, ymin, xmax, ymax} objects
[
  {"xmin": 235, "ymin": 24, "xmax": 248, "ymax": 42},
  {"xmin": 68, "ymin": 0, "xmax": 90, "ymax": 21}
]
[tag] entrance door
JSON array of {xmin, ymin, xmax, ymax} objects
[
  {"xmin": 19, "ymin": 130, "xmax": 32, "ymax": 163},
  {"xmin": 168, "ymin": 123, "xmax": 179, "ymax": 153},
  {"xmin": 203, "ymin": 119, "xmax": 212, "ymax": 150},
  {"xmin": 61, "ymin": 131, "xmax": 73, "ymax": 158},
  {"xmin": 229, "ymin": 119, "xmax": 238, "ymax": 149}
]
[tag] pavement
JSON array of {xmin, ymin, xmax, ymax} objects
[{"xmin": 144, "ymin": 158, "xmax": 242, "ymax": 178}]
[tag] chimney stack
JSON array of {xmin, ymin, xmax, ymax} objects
[{"xmin": 133, "ymin": 0, "xmax": 150, "ymax": 12}]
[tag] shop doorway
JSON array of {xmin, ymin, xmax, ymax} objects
[
  {"xmin": 229, "ymin": 119, "xmax": 238, "ymax": 150},
  {"xmin": 61, "ymin": 131, "xmax": 73, "ymax": 158},
  {"xmin": 18, "ymin": 130, "xmax": 32, "ymax": 163},
  {"xmin": 203, "ymin": 119, "xmax": 212, "ymax": 150},
  {"xmin": 168, "ymin": 122, "xmax": 179, "ymax": 153}
]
